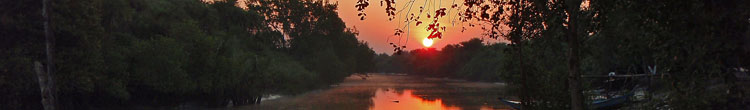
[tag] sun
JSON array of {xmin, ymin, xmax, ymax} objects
[{"xmin": 422, "ymin": 38, "xmax": 433, "ymax": 47}]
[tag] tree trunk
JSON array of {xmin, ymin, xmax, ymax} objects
[
  {"xmin": 565, "ymin": 0, "xmax": 583, "ymax": 110},
  {"xmin": 34, "ymin": 62, "xmax": 54, "ymax": 110},
  {"xmin": 41, "ymin": 0, "xmax": 57, "ymax": 109},
  {"xmin": 518, "ymin": 41, "xmax": 530, "ymax": 109}
]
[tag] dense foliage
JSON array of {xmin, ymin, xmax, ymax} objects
[
  {"xmin": 0, "ymin": 0, "xmax": 375, "ymax": 109},
  {"xmin": 374, "ymin": 0, "xmax": 750, "ymax": 109}
]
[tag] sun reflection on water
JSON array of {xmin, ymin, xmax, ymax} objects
[{"xmin": 369, "ymin": 88, "xmax": 500, "ymax": 110}]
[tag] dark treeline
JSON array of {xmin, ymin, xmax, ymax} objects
[
  {"xmin": 1, "ymin": 0, "xmax": 374, "ymax": 109},
  {"xmin": 374, "ymin": 38, "xmax": 509, "ymax": 82}
]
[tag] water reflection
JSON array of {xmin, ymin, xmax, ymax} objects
[
  {"xmin": 370, "ymin": 88, "xmax": 461, "ymax": 110},
  {"xmin": 241, "ymin": 74, "xmax": 510, "ymax": 110},
  {"xmin": 370, "ymin": 88, "xmax": 503, "ymax": 110}
]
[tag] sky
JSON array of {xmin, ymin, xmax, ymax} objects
[{"xmin": 332, "ymin": 0, "xmax": 501, "ymax": 54}]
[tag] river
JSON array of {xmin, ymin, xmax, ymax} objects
[{"xmin": 238, "ymin": 74, "xmax": 513, "ymax": 110}]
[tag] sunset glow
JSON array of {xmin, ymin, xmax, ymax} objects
[
  {"xmin": 334, "ymin": 0, "xmax": 495, "ymax": 54},
  {"xmin": 226, "ymin": 0, "xmax": 503, "ymax": 54},
  {"xmin": 422, "ymin": 38, "xmax": 434, "ymax": 47}
]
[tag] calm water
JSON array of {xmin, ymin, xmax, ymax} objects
[{"xmin": 240, "ymin": 74, "xmax": 512, "ymax": 110}]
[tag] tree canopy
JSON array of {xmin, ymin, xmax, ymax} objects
[{"xmin": 1, "ymin": 0, "xmax": 375, "ymax": 109}]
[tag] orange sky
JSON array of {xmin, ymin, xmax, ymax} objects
[{"xmin": 333, "ymin": 0, "xmax": 500, "ymax": 54}]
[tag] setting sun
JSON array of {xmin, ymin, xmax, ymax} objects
[{"xmin": 422, "ymin": 38, "xmax": 433, "ymax": 47}]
